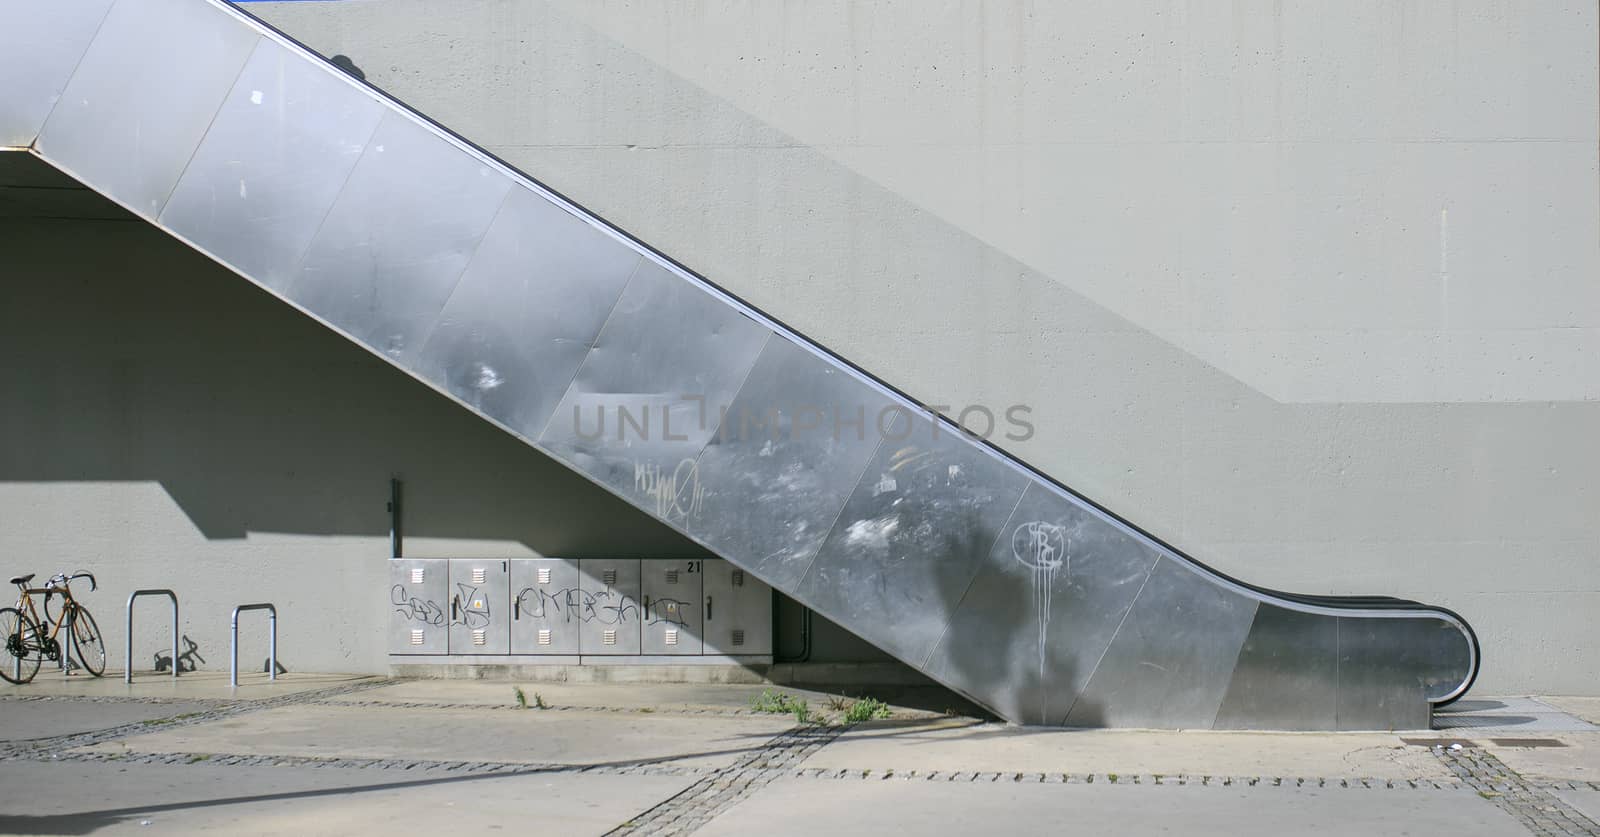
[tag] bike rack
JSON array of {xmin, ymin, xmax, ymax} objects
[
  {"xmin": 125, "ymin": 589, "xmax": 180, "ymax": 684},
  {"xmin": 56, "ymin": 607, "xmax": 75, "ymax": 675},
  {"xmin": 229, "ymin": 603, "xmax": 277, "ymax": 688}
]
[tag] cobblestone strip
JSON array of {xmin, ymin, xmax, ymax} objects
[
  {"xmin": 779, "ymin": 769, "xmax": 1461, "ymax": 789},
  {"xmin": 0, "ymin": 678, "xmax": 398, "ymax": 758},
  {"xmin": 0, "ymin": 694, "xmax": 237, "ymax": 707},
  {"xmin": 8, "ymin": 746, "xmax": 720, "ymax": 779},
  {"xmin": 605, "ymin": 724, "xmax": 845, "ymax": 837},
  {"xmin": 1436, "ymin": 748, "xmax": 1600, "ymax": 837}
]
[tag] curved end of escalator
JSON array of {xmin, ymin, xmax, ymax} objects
[{"xmin": 1426, "ymin": 604, "xmax": 1481, "ymax": 709}]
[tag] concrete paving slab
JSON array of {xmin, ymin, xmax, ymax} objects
[
  {"xmin": 321, "ymin": 679, "xmax": 936, "ymax": 717},
  {"xmin": 0, "ymin": 759, "xmax": 687, "ymax": 836},
  {"xmin": 1553, "ymin": 788, "xmax": 1600, "ymax": 826},
  {"xmin": 79, "ymin": 702, "xmax": 796, "ymax": 769},
  {"xmin": 0, "ymin": 670, "xmax": 376, "ymax": 701},
  {"xmin": 695, "ymin": 776, "xmax": 1525, "ymax": 837},
  {"xmin": 1482, "ymin": 732, "xmax": 1600, "ymax": 783},
  {"xmin": 1543, "ymin": 697, "xmax": 1600, "ymax": 725},
  {"xmin": 1433, "ymin": 696, "xmax": 1598, "ymax": 734},
  {"xmin": 0, "ymin": 698, "xmax": 214, "ymax": 742},
  {"xmin": 801, "ymin": 719, "xmax": 1454, "ymax": 780}
]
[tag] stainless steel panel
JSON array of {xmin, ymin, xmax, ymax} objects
[
  {"xmin": 288, "ymin": 112, "xmax": 511, "ymax": 359},
  {"xmin": 1335, "ymin": 617, "xmax": 1436, "ymax": 731},
  {"xmin": 510, "ymin": 558, "xmax": 581, "ymax": 655},
  {"xmin": 1415, "ymin": 618, "xmax": 1475, "ymax": 705},
  {"xmin": 0, "ymin": 1, "xmax": 114, "ymax": 147},
  {"xmin": 792, "ymin": 413, "xmax": 1029, "ymax": 668},
  {"xmin": 540, "ymin": 261, "xmax": 773, "ymax": 523},
  {"xmin": 389, "ymin": 559, "xmax": 447, "ymax": 655},
  {"xmin": 35, "ymin": 0, "xmax": 258, "ymax": 217},
  {"xmin": 160, "ymin": 38, "xmax": 385, "ymax": 288},
  {"xmin": 691, "ymin": 336, "xmax": 895, "ymax": 593},
  {"xmin": 923, "ymin": 482, "xmax": 1161, "ymax": 725},
  {"xmin": 416, "ymin": 186, "xmax": 641, "ymax": 440},
  {"xmin": 1212, "ymin": 606, "xmax": 1339, "ymax": 731},
  {"xmin": 703, "ymin": 559, "xmax": 773, "ymax": 655},
  {"xmin": 577, "ymin": 559, "xmax": 642, "ymax": 655},
  {"xmin": 642, "ymin": 560, "xmax": 703, "ymax": 655},
  {"xmin": 1064, "ymin": 557, "xmax": 1258, "ymax": 728},
  {"xmin": 447, "ymin": 559, "xmax": 510, "ymax": 655}
]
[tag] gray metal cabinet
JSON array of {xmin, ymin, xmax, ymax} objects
[
  {"xmin": 702, "ymin": 559, "xmax": 773, "ymax": 655},
  {"xmin": 577, "ymin": 559, "xmax": 642, "ymax": 654},
  {"xmin": 389, "ymin": 559, "xmax": 448, "ymax": 654},
  {"xmin": 510, "ymin": 558, "xmax": 580, "ymax": 654},
  {"xmin": 447, "ymin": 558, "xmax": 510, "ymax": 654},
  {"xmin": 642, "ymin": 560, "xmax": 704, "ymax": 654}
]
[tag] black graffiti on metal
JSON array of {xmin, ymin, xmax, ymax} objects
[
  {"xmin": 390, "ymin": 584, "xmax": 445, "ymax": 626},
  {"xmin": 516, "ymin": 587, "xmax": 640, "ymax": 625},
  {"xmin": 453, "ymin": 583, "xmax": 492, "ymax": 629},
  {"xmin": 644, "ymin": 598, "xmax": 693, "ymax": 626}
]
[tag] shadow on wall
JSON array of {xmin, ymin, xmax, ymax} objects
[{"xmin": 0, "ymin": 215, "xmax": 712, "ymax": 561}]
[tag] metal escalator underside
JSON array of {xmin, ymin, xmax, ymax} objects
[{"xmin": 0, "ymin": 0, "xmax": 1477, "ymax": 729}]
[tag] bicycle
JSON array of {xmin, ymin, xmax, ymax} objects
[{"xmin": 1, "ymin": 571, "xmax": 106, "ymax": 684}]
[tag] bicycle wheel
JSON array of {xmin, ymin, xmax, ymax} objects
[
  {"xmin": 0, "ymin": 607, "xmax": 42, "ymax": 685},
  {"xmin": 70, "ymin": 606, "xmax": 106, "ymax": 676}
]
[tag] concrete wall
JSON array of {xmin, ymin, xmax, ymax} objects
[
  {"xmin": 0, "ymin": 216, "xmax": 727, "ymax": 673},
  {"xmin": 0, "ymin": 207, "xmax": 892, "ymax": 673},
  {"xmin": 238, "ymin": 0, "xmax": 1600, "ymax": 694}
]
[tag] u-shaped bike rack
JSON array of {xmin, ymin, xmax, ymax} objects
[
  {"xmin": 229, "ymin": 603, "xmax": 277, "ymax": 688},
  {"xmin": 125, "ymin": 589, "xmax": 179, "ymax": 683}
]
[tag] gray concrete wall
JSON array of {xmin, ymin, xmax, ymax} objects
[
  {"xmin": 0, "ymin": 215, "xmax": 738, "ymax": 674},
  {"xmin": 239, "ymin": 0, "xmax": 1600, "ymax": 695}
]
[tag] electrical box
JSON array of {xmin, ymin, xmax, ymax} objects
[
  {"xmin": 389, "ymin": 558, "xmax": 448, "ymax": 654},
  {"xmin": 447, "ymin": 558, "xmax": 510, "ymax": 654},
  {"xmin": 510, "ymin": 558, "xmax": 580, "ymax": 654},
  {"xmin": 577, "ymin": 559, "xmax": 641, "ymax": 654},
  {"xmin": 642, "ymin": 560, "xmax": 704, "ymax": 654},
  {"xmin": 391, "ymin": 557, "xmax": 770, "ymax": 661},
  {"xmin": 702, "ymin": 558, "xmax": 773, "ymax": 655}
]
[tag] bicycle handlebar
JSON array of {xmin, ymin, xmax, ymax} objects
[{"xmin": 44, "ymin": 571, "xmax": 97, "ymax": 593}]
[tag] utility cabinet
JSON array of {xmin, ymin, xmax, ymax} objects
[
  {"xmin": 703, "ymin": 560, "xmax": 773, "ymax": 655},
  {"xmin": 388, "ymin": 557, "xmax": 771, "ymax": 661},
  {"xmin": 576, "ymin": 558, "xmax": 643, "ymax": 655},
  {"xmin": 389, "ymin": 558, "xmax": 448, "ymax": 654},
  {"xmin": 510, "ymin": 558, "xmax": 580, "ymax": 654},
  {"xmin": 642, "ymin": 560, "xmax": 705, "ymax": 654},
  {"xmin": 447, "ymin": 558, "xmax": 510, "ymax": 654}
]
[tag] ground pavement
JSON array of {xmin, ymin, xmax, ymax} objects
[{"xmin": 2, "ymin": 672, "xmax": 1598, "ymax": 836}]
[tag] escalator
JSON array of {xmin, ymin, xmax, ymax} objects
[{"xmin": 0, "ymin": 0, "xmax": 1477, "ymax": 729}]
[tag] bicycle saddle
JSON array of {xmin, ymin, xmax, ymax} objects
[{"xmin": 9, "ymin": 573, "xmax": 34, "ymax": 585}]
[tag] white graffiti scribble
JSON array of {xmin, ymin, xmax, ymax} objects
[
  {"xmin": 635, "ymin": 457, "xmax": 706, "ymax": 521},
  {"xmin": 1012, "ymin": 521, "xmax": 1069, "ymax": 686}
]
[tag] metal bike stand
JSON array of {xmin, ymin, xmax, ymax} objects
[
  {"xmin": 125, "ymin": 590, "xmax": 180, "ymax": 684},
  {"xmin": 229, "ymin": 603, "xmax": 276, "ymax": 688},
  {"xmin": 57, "ymin": 608, "xmax": 75, "ymax": 676}
]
